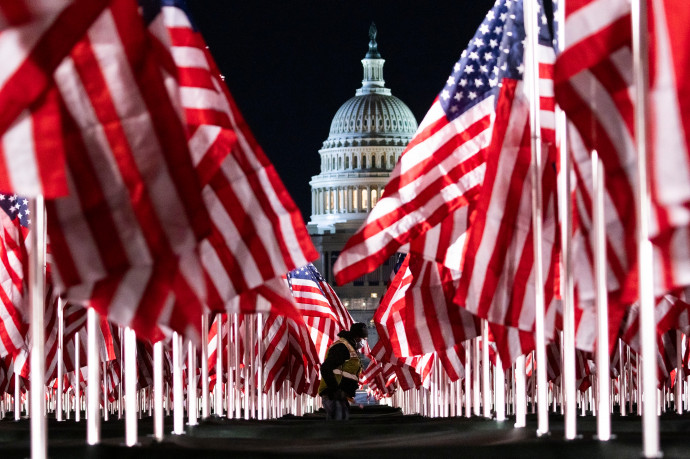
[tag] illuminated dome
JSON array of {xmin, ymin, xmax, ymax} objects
[{"xmin": 309, "ymin": 23, "xmax": 418, "ymax": 232}]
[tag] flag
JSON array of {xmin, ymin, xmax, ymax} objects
[
  {"xmin": 287, "ymin": 263, "xmax": 354, "ymax": 360},
  {"xmin": 147, "ymin": 1, "xmax": 318, "ymax": 318},
  {"xmin": 375, "ymin": 255, "xmax": 481, "ymax": 359},
  {"xmin": 44, "ymin": 0, "xmax": 213, "ymax": 342},
  {"xmin": 332, "ymin": 0, "xmax": 509, "ymax": 286},
  {"xmin": 0, "ymin": 195, "xmax": 28, "ymax": 357},
  {"xmin": 455, "ymin": 0, "xmax": 559, "ymax": 337},
  {"xmin": 0, "ymin": 0, "xmax": 111, "ymax": 198},
  {"xmin": 554, "ymin": 0, "xmax": 690, "ymax": 296}
]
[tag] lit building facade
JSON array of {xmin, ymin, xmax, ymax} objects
[{"xmin": 307, "ymin": 24, "xmax": 418, "ymax": 345}]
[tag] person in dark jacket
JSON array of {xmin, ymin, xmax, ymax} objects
[{"xmin": 318, "ymin": 322, "xmax": 368, "ymax": 420}]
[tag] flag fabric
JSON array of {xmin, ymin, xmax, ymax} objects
[
  {"xmin": 0, "ymin": 0, "xmax": 111, "ymax": 198},
  {"xmin": 287, "ymin": 263, "xmax": 354, "ymax": 360},
  {"xmin": 0, "ymin": 196, "xmax": 29, "ymax": 358},
  {"xmin": 332, "ymin": 0, "xmax": 513, "ymax": 286},
  {"xmin": 148, "ymin": 1, "xmax": 318, "ymax": 318},
  {"xmin": 44, "ymin": 0, "xmax": 213, "ymax": 342},
  {"xmin": 455, "ymin": 0, "xmax": 559, "ymax": 338},
  {"xmin": 375, "ymin": 254, "xmax": 481, "ymax": 359},
  {"xmin": 554, "ymin": 0, "xmax": 690, "ymax": 296}
]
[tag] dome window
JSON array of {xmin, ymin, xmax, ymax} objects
[
  {"xmin": 362, "ymin": 156, "xmax": 367, "ymax": 168},
  {"xmin": 353, "ymin": 156, "xmax": 358, "ymax": 169},
  {"xmin": 345, "ymin": 156, "xmax": 349, "ymax": 169},
  {"xmin": 371, "ymin": 188, "xmax": 379, "ymax": 207}
]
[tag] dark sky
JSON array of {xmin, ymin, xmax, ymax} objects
[{"xmin": 185, "ymin": 1, "xmax": 497, "ymax": 221}]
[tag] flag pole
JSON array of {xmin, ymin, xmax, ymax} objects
[
  {"xmin": 200, "ymin": 313, "xmax": 209, "ymax": 419},
  {"xmin": 675, "ymin": 333, "xmax": 683, "ymax": 414},
  {"xmin": 153, "ymin": 340, "xmax": 164, "ymax": 442},
  {"xmin": 495, "ymin": 354, "xmax": 505, "ymax": 421},
  {"xmin": 555, "ymin": 0, "xmax": 578, "ymax": 441},
  {"xmin": 257, "ymin": 313, "xmax": 264, "ymax": 420},
  {"xmin": 29, "ymin": 196, "xmax": 47, "ymax": 459},
  {"xmin": 524, "ymin": 0, "xmax": 549, "ymax": 436},
  {"xmin": 214, "ymin": 314, "xmax": 223, "ymax": 416},
  {"xmin": 592, "ymin": 150, "xmax": 611, "ymax": 440},
  {"xmin": 464, "ymin": 344, "xmax": 471, "ymax": 417},
  {"xmin": 57, "ymin": 298, "xmax": 64, "ymax": 422},
  {"xmin": 630, "ymin": 0, "xmax": 660, "ymax": 456},
  {"xmin": 124, "ymin": 327, "xmax": 137, "ymax": 446},
  {"xmin": 234, "ymin": 314, "xmax": 241, "ymax": 419},
  {"xmin": 515, "ymin": 354, "xmax": 526, "ymax": 427},
  {"xmin": 226, "ymin": 313, "xmax": 233, "ymax": 418},
  {"xmin": 172, "ymin": 332, "xmax": 184, "ymax": 434},
  {"xmin": 482, "ymin": 320, "xmax": 491, "ymax": 418},
  {"xmin": 86, "ymin": 308, "xmax": 101, "ymax": 445},
  {"xmin": 187, "ymin": 339, "xmax": 198, "ymax": 425},
  {"xmin": 473, "ymin": 337, "xmax": 481, "ymax": 416}
]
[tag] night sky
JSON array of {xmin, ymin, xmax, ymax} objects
[{"xmin": 185, "ymin": 1, "xmax": 498, "ymax": 221}]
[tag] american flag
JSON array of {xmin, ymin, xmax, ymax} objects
[
  {"xmin": 0, "ymin": 0, "xmax": 111, "ymax": 198},
  {"xmin": 146, "ymin": 0, "xmax": 318, "ymax": 323},
  {"xmin": 332, "ymin": 1, "xmax": 505, "ymax": 285},
  {"xmin": 0, "ymin": 193, "xmax": 29, "ymax": 358},
  {"xmin": 455, "ymin": 0, "xmax": 559, "ymax": 340},
  {"xmin": 286, "ymin": 263, "xmax": 353, "ymax": 360},
  {"xmin": 554, "ymin": 0, "xmax": 690, "ymax": 298}
]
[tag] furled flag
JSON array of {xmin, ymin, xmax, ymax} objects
[
  {"xmin": 455, "ymin": 0, "xmax": 559, "ymax": 337},
  {"xmin": 287, "ymin": 263, "xmax": 354, "ymax": 359},
  {"xmin": 332, "ymin": 0, "xmax": 510, "ymax": 285},
  {"xmin": 144, "ymin": 0, "xmax": 318, "ymax": 320}
]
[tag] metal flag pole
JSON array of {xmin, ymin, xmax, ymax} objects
[
  {"xmin": 620, "ymin": 340, "xmax": 627, "ymax": 416},
  {"xmin": 200, "ymin": 313, "xmax": 209, "ymax": 419},
  {"xmin": 153, "ymin": 341, "xmax": 164, "ymax": 442},
  {"xmin": 465, "ymin": 343, "xmax": 471, "ymax": 417},
  {"xmin": 524, "ymin": 0, "xmax": 549, "ymax": 436},
  {"xmin": 676, "ymin": 333, "xmax": 683, "ymax": 414},
  {"xmin": 234, "ymin": 314, "xmax": 241, "ymax": 419},
  {"xmin": 86, "ymin": 308, "xmax": 101, "ymax": 445},
  {"xmin": 515, "ymin": 354, "xmax": 527, "ymax": 427},
  {"xmin": 226, "ymin": 313, "xmax": 233, "ymax": 418},
  {"xmin": 592, "ymin": 150, "xmax": 611, "ymax": 440},
  {"xmin": 214, "ymin": 314, "xmax": 223, "ymax": 416},
  {"xmin": 495, "ymin": 354, "xmax": 505, "ymax": 421},
  {"xmin": 29, "ymin": 196, "xmax": 46, "ymax": 459},
  {"xmin": 244, "ymin": 316, "xmax": 251, "ymax": 420},
  {"xmin": 102, "ymin": 362, "xmax": 108, "ymax": 422},
  {"xmin": 57, "ymin": 298, "xmax": 64, "ymax": 421},
  {"xmin": 74, "ymin": 333, "xmax": 81, "ymax": 422},
  {"xmin": 172, "ymin": 332, "xmax": 184, "ymax": 434},
  {"xmin": 555, "ymin": 0, "xmax": 578, "ymax": 440},
  {"xmin": 257, "ymin": 313, "xmax": 264, "ymax": 420},
  {"xmin": 14, "ymin": 367, "xmax": 20, "ymax": 421},
  {"xmin": 473, "ymin": 338, "xmax": 481, "ymax": 416},
  {"xmin": 124, "ymin": 327, "xmax": 137, "ymax": 446},
  {"xmin": 187, "ymin": 339, "xmax": 198, "ymax": 426},
  {"xmin": 482, "ymin": 320, "xmax": 491, "ymax": 418},
  {"xmin": 631, "ymin": 0, "xmax": 660, "ymax": 456}
]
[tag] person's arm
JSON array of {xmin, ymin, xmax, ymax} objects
[{"xmin": 320, "ymin": 343, "xmax": 349, "ymax": 396}]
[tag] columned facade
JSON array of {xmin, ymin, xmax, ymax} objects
[{"xmin": 307, "ymin": 24, "xmax": 418, "ymax": 345}]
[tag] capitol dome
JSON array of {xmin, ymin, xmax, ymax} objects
[{"xmin": 309, "ymin": 23, "xmax": 418, "ymax": 232}]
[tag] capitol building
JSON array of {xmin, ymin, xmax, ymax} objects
[{"xmin": 307, "ymin": 24, "xmax": 418, "ymax": 343}]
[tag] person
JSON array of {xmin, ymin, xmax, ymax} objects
[{"xmin": 318, "ymin": 322, "xmax": 368, "ymax": 420}]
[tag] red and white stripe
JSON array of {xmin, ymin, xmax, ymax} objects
[
  {"xmin": 0, "ymin": 209, "xmax": 27, "ymax": 358},
  {"xmin": 45, "ymin": 0, "xmax": 210, "ymax": 342},
  {"xmin": 0, "ymin": 0, "xmax": 110, "ymax": 198},
  {"xmin": 333, "ymin": 94, "xmax": 491, "ymax": 285},
  {"xmin": 157, "ymin": 4, "xmax": 318, "ymax": 313},
  {"xmin": 456, "ymin": 53, "xmax": 559, "ymax": 337}
]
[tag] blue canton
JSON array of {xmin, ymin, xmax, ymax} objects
[
  {"xmin": 0, "ymin": 193, "xmax": 30, "ymax": 227},
  {"xmin": 439, "ymin": 0, "xmax": 551, "ymax": 121}
]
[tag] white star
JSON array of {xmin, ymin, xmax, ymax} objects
[
  {"xmin": 493, "ymin": 66, "xmax": 500, "ymax": 75},
  {"xmin": 449, "ymin": 105, "xmax": 459, "ymax": 113},
  {"xmin": 479, "ymin": 24, "xmax": 490, "ymax": 35},
  {"xmin": 22, "ymin": 199, "xmax": 28, "ymax": 205},
  {"xmin": 26, "ymin": 219, "xmax": 30, "ymax": 225},
  {"xmin": 461, "ymin": 50, "xmax": 467, "ymax": 58},
  {"xmin": 494, "ymin": 26, "xmax": 503, "ymax": 34},
  {"xmin": 447, "ymin": 76, "xmax": 456, "ymax": 85},
  {"xmin": 24, "ymin": 208, "xmax": 30, "ymax": 216},
  {"xmin": 454, "ymin": 62, "xmax": 461, "ymax": 72},
  {"xmin": 484, "ymin": 52, "xmax": 494, "ymax": 61},
  {"xmin": 474, "ymin": 79, "xmax": 484, "ymax": 87},
  {"xmin": 469, "ymin": 51, "xmax": 479, "ymax": 60},
  {"xmin": 487, "ymin": 10, "xmax": 495, "ymax": 20},
  {"xmin": 468, "ymin": 91, "xmax": 477, "ymax": 100},
  {"xmin": 0, "ymin": 195, "xmax": 4, "ymax": 200},
  {"xmin": 459, "ymin": 78, "xmax": 468, "ymax": 87},
  {"xmin": 473, "ymin": 38, "xmax": 484, "ymax": 47},
  {"xmin": 441, "ymin": 89, "xmax": 451, "ymax": 100},
  {"xmin": 453, "ymin": 92, "xmax": 463, "ymax": 101},
  {"xmin": 503, "ymin": 47, "xmax": 510, "ymax": 54},
  {"xmin": 9, "ymin": 195, "xmax": 16, "ymax": 202},
  {"xmin": 542, "ymin": 14, "xmax": 548, "ymax": 25},
  {"xmin": 464, "ymin": 65, "xmax": 475, "ymax": 74},
  {"xmin": 480, "ymin": 65, "xmax": 489, "ymax": 73},
  {"xmin": 490, "ymin": 39, "xmax": 499, "ymax": 48},
  {"xmin": 489, "ymin": 78, "xmax": 498, "ymax": 87},
  {"xmin": 500, "ymin": 12, "xmax": 507, "ymax": 21},
  {"xmin": 517, "ymin": 63, "xmax": 524, "ymax": 74}
]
